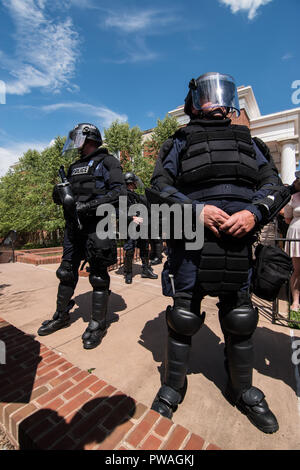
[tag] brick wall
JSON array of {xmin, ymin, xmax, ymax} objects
[
  {"xmin": 0, "ymin": 318, "xmax": 221, "ymax": 450},
  {"xmin": 230, "ymin": 108, "xmax": 250, "ymax": 128}
]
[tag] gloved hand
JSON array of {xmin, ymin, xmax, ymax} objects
[
  {"xmin": 52, "ymin": 185, "xmax": 62, "ymax": 205},
  {"xmin": 75, "ymin": 201, "xmax": 91, "ymax": 214}
]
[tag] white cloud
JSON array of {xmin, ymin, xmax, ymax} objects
[
  {"xmin": 0, "ymin": 141, "xmax": 48, "ymax": 177},
  {"xmin": 1, "ymin": 0, "xmax": 80, "ymax": 95},
  {"xmin": 108, "ymin": 37, "xmax": 158, "ymax": 64},
  {"xmin": 282, "ymin": 53, "xmax": 293, "ymax": 61},
  {"xmin": 53, "ymin": 0, "xmax": 96, "ymax": 9},
  {"xmin": 40, "ymin": 102, "xmax": 128, "ymax": 128},
  {"xmin": 219, "ymin": 0, "xmax": 273, "ymax": 20},
  {"xmin": 102, "ymin": 9, "xmax": 178, "ymax": 63},
  {"xmin": 104, "ymin": 9, "xmax": 177, "ymax": 34}
]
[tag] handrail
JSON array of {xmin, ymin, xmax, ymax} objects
[{"xmin": 270, "ymin": 236, "xmax": 300, "ymax": 325}]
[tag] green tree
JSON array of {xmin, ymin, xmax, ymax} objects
[
  {"xmin": 104, "ymin": 120, "xmax": 143, "ymax": 173},
  {"xmin": 0, "ymin": 136, "xmax": 75, "ymax": 240},
  {"xmin": 145, "ymin": 114, "xmax": 180, "ymax": 160}
]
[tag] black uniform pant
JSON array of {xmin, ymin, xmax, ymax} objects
[
  {"xmin": 123, "ymin": 237, "xmax": 149, "ymax": 273},
  {"xmin": 56, "ymin": 221, "xmax": 117, "ymax": 327},
  {"xmin": 149, "ymin": 239, "xmax": 163, "ymax": 261}
]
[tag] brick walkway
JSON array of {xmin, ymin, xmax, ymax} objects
[{"xmin": 0, "ymin": 318, "xmax": 220, "ymax": 450}]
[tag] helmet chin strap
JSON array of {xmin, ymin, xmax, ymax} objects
[{"xmin": 201, "ymin": 107, "xmax": 228, "ymax": 120}]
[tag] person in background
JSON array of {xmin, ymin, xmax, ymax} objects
[
  {"xmin": 123, "ymin": 172, "xmax": 158, "ymax": 284},
  {"xmin": 284, "ymin": 191, "xmax": 300, "ymax": 311},
  {"xmin": 149, "ymin": 238, "xmax": 164, "ymax": 265}
]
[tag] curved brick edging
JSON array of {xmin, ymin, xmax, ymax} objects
[
  {"xmin": 15, "ymin": 247, "xmax": 139, "ymax": 270},
  {"xmin": 0, "ymin": 319, "xmax": 221, "ymax": 450}
]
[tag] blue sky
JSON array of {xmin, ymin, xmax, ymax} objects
[{"xmin": 0, "ymin": 0, "xmax": 299, "ymax": 175}]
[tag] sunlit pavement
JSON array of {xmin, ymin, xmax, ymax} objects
[{"xmin": 0, "ymin": 260, "xmax": 300, "ymax": 450}]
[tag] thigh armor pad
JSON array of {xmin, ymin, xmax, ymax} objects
[{"xmin": 197, "ymin": 234, "xmax": 252, "ymax": 295}]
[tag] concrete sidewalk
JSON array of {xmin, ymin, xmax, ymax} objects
[{"xmin": 0, "ymin": 260, "xmax": 300, "ymax": 450}]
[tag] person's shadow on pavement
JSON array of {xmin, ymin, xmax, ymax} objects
[
  {"xmin": 69, "ymin": 291, "xmax": 127, "ymax": 329},
  {"xmin": 19, "ymin": 394, "xmax": 136, "ymax": 450},
  {"xmin": 115, "ymin": 263, "xmax": 145, "ymax": 280},
  {"xmin": 138, "ymin": 310, "xmax": 227, "ymax": 393},
  {"xmin": 0, "ymin": 324, "xmax": 42, "ymax": 404},
  {"xmin": 253, "ymin": 325, "xmax": 299, "ymax": 395},
  {"xmin": 138, "ymin": 311, "xmax": 299, "ymax": 396}
]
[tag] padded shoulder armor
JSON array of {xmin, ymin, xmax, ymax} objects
[
  {"xmin": 252, "ymin": 137, "xmax": 272, "ymax": 162},
  {"xmin": 158, "ymin": 137, "xmax": 175, "ymax": 162}
]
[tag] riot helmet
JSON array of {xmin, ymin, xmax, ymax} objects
[
  {"xmin": 62, "ymin": 123, "xmax": 102, "ymax": 154},
  {"xmin": 184, "ymin": 72, "xmax": 240, "ymax": 118},
  {"xmin": 124, "ymin": 172, "xmax": 138, "ymax": 184},
  {"xmin": 124, "ymin": 172, "xmax": 144, "ymax": 189}
]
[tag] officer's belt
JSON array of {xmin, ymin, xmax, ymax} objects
[{"xmin": 180, "ymin": 183, "xmax": 255, "ymax": 202}]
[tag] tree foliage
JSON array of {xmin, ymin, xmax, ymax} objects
[
  {"xmin": 145, "ymin": 114, "xmax": 180, "ymax": 159},
  {"xmin": 0, "ymin": 114, "xmax": 181, "ymax": 239},
  {"xmin": 0, "ymin": 136, "xmax": 74, "ymax": 237},
  {"xmin": 104, "ymin": 119, "xmax": 154, "ymax": 188},
  {"xmin": 104, "ymin": 120, "xmax": 143, "ymax": 173},
  {"xmin": 104, "ymin": 116, "xmax": 180, "ymax": 189}
]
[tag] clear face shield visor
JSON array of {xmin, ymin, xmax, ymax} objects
[
  {"xmin": 191, "ymin": 73, "xmax": 240, "ymax": 117},
  {"xmin": 62, "ymin": 129, "xmax": 87, "ymax": 155}
]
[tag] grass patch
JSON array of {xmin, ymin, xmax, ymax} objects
[
  {"xmin": 18, "ymin": 241, "xmax": 62, "ymax": 250},
  {"xmin": 288, "ymin": 309, "xmax": 300, "ymax": 329}
]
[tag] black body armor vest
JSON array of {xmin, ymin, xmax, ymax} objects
[
  {"xmin": 176, "ymin": 118, "xmax": 259, "ymax": 193},
  {"xmin": 68, "ymin": 149, "xmax": 109, "ymax": 202}
]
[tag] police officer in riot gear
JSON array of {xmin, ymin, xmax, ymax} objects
[
  {"xmin": 123, "ymin": 171, "xmax": 158, "ymax": 284},
  {"xmin": 38, "ymin": 123, "xmax": 126, "ymax": 349},
  {"xmin": 147, "ymin": 73, "xmax": 294, "ymax": 434}
]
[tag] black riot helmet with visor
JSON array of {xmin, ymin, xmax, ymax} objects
[
  {"xmin": 62, "ymin": 123, "xmax": 103, "ymax": 155},
  {"xmin": 124, "ymin": 171, "xmax": 144, "ymax": 189},
  {"xmin": 184, "ymin": 72, "xmax": 240, "ymax": 119}
]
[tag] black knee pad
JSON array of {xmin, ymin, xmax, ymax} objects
[
  {"xmin": 56, "ymin": 260, "xmax": 76, "ymax": 285},
  {"xmin": 89, "ymin": 272, "xmax": 110, "ymax": 291},
  {"xmin": 221, "ymin": 305, "xmax": 259, "ymax": 336},
  {"xmin": 166, "ymin": 299, "xmax": 204, "ymax": 337}
]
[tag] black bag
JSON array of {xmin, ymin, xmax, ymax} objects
[{"xmin": 252, "ymin": 244, "xmax": 293, "ymax": 301}]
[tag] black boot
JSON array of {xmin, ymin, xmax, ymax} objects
[
  {"xmin": 151, "ymin": 381, "xmax": 187, "ymax": 419},
  {"xmin": 82, "ymin": 290, "xmax": 110, "ymax": 349},
  {"xmin": 226, "ymin": 385, "xmax": 279, "ymax": 434},
  {"xmin": 151, "ymin": 299, "xmax": 204, "ymax": 419},
  {"xmin": 38, "ymin": 299, "xmax": 75, "ymax": 336},
  {"xmin": 219, "ymin": 298, "xmax": 279, "ymax": 434},
  {"xmin": 141, "ymin": 258, "xmax": 158, "ymax": 279},
  {"xmin": 151, "ymin": 326, "xmax": 191, "ymax": 419},
  {"xmin": 124, "ymin": 251, "xmax": 133, "ymax": 284},
  {"xmin": 82, "ymin": 319, "xmax": 107, "ymax": 350}
]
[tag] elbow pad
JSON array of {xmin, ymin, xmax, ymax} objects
[
  {"xmin": 252, "ymin": 185, "xmax": 291, "ymax": 225},
  {"xmin": 145, "ymin": 186, "xmax": 193, "ymax": 208}
]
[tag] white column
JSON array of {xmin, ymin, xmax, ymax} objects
[{"xmin": 280, "ymin": 140, "xmax": 297, "ymax": 185}]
